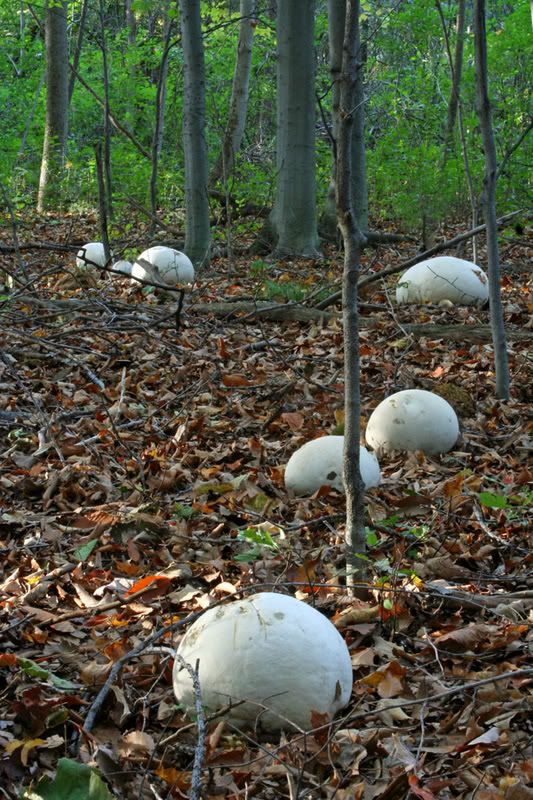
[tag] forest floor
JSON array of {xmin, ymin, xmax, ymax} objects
[{"xmin": 0, "ymin": 213, "xmax": 531, "ymax": 800}]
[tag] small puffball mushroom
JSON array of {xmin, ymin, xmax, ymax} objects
[
  {"xmin": 131, "ymin": 245, "xmax": 195, "ymax": 287},
  {"xmin": 284, "ymin": 435, "xmax": 381, "ymax": 496},
  {"xmin": 366, "ymin": 389, "xmax": 459, "ymax": 455},
  {"xmin": 76, "ymin": 242, "xmax": 107, "ymax": 269},
  {"xmin": 173, "ymin": 592, "xmax": 353, "ymax": 732},
  {"xmin": 112, "ymin": 260, "xmax": 133, "ymax": 276},
  {"xmin": 396, "ymin": 256, "xmax": 489, "ymax": 306}
]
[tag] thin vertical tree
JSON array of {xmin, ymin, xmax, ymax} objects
[
  {"xmin": 323, "ymin": 0, "xmax": 368, "ymax": 240},
  {"xmin": 150, "ymin": 3, "xmax": 174, "ymax": 221},
  {"xmin": 210, "ymin": 0, "xmax": 256, "ymax": 185},
  {"xmin": 473, "ymin": 0, "xmax": 510, "ymax": 399},
  {"xmin": 336, "ymin": 0, "xmax": 367, "ymax": 589},
  {"xmin": 37, "ymin": 0, "xmax": 69, "ymax": 212},
  {"xmin": 269, "ymin": 0, "xmax": 320, "ymax": 258},
  {"xmin": 179, "ymin": 0, "xmax": 211, "ymax": 266}
]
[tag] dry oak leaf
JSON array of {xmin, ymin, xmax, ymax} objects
[
  {"xmin": 119, "ymin": 731, "xmax": 155, "ymax": 758},
  {"xmin": 361, "ymin": 660, "xmax": 407, "ymax": 698},
  {"xmin": 433, "ymin": 623, "xmax": 498, "ymax": 652}
]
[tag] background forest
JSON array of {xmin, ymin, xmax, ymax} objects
[
  {"xmin": 0, "ymin": 2, "xmax": 531, "ymax": 800},
  {"xmin": 0, "ymin": 0, "xmax": 530, "ymax": 234}
]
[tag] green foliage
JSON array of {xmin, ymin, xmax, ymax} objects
[
  {"xmin": 235, "ymin": 524, "xmax": 281, "ymax": 562},
  {"xmin": 24, "ymin": 758, "xmax": 114, "ymax": 800},
  {"xmin": 0, "ymin": 1, "xmax": 528, "ymax": 226}
]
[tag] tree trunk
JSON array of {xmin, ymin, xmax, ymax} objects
[
  {"xmin": 179, "ymin": 0, "xmax": 211, "ymax": 267},
  {"xmin": 323, "ymin": 0, "xmax": 368, "ymax": 239},
  {"xmin": 270, "ymin": 0, "xmax": 320, "ymax": 258},
  {"xmin": 210, "ymin": 0, "xmax": 255, "ymax": 185},
  {"xmin": 442, "ymin": 0, "xmax": 466, "ymax": 156},
  {"xmin": 150, "ymin": 4, "xmax": 173, "ymax": 221},
  {"xmin": 336, "ymin": 0, "xmax": 367, "ymax": 590},
  {"xmin": 473, "ymin": 0, "xmax": 510, "ymax": 399},
  {"xmin": 68, "ymin": 0, "xmax": 88, "ymax": 104},
  {"xmin": 99, "ymin": 0, "xmax": 113, "ymax": 218},
  {"xmin": 37, "ymin": 0, "xmax": 69, "ymax": 212}
]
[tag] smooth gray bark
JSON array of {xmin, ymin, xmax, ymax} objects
[
  {"xmin": 324, "ymin": 0, "xmax": 368, "ymax": 238},
  {"xmin": 210, "ymin": 0, "xmax": 255, "ymax": 184},
  {"xmin": 37, "ymin": 0, "xmax": 69, "ymax": 212},
  {"xmin": 68, "ymin": 0, "xmax": 88, "ymax": 103},
  {"xmin": 442, "ymin": 0, "xmax": 466, "ymax": 155},
  {"xmin": 336, "ymin": 0, "xmax": 367, "ymax": 589},
  {"xmin": 473, "ymin": 0, "xmax": 510, "ymax": 399},
  {"xmin": 150, "ymin": 5, "xmax": 173, "ymax": 220},
  {"xmin": 270, "ymin": 0, "xmax": 320, "ymax": 258},
  {"xmin": 179, "ymin": 0, "xmax": 211, "ymax": 266}
]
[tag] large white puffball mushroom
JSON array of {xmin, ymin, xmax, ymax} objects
[
  {"xmin": 173, "ymin": 592, "xmax": 353, "ymax": 732},
  {"xmin": 112, "ymin": 260, "xmax": 133, "ymax": 276},
  {"xmin": 396, "ymin": 256, "xmax": 489, "ymax": 306},
  {"xmin": 132, "ymin": 246, "xmax": 195, "ymax": 286},
  {"xmin": 76, "ymin": 242, "xmax": 107, "ymax": 269},
  {"xmin": 284, "ymin": 435, "xmax": 381, "ymax": 496},
  {"xmin": 366, "ymin": 389, "xmax": 459, "ymax": 455}
]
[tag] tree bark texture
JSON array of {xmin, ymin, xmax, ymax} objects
[
  {"xmin": 441, "ymin": 0, "xmax": 466, "ymax": 155},
  {"xmin": 473, "ymin": 0, "xmax": 510, "ymax": 399},
  {"xmin": 270, "ymin": 0, "xmax": 320, "ymax": 258},
  {"xmin": 68, "ymin": 0, "xmax": 88, "ymax": 103},
  {"xmin": 179, "ymin": 0, "xmax": 211, "ymax": 266},
  {"xmin": 37, "ymin": 0, "xmax": 69, "ymax": 212},
  {"xmin": 210, "ymin": 0, "xmax": 255, "ymax": 184},
  {"xmin": 324, "ymin": 0, "xmax": 368, "ymax": 238},
  {"xmin": 150, "ymin": 5, "xmax": 173, "ymax": 219},
  {"xmin": 336, "ymin": 0, "xmax": 367, "ymax": 589}
]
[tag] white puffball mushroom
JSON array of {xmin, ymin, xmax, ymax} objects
[
  {"xmin": 112, "ymin": 260, "xmax": 133, "ymax": 276},
  {"xmin": 132, "ymin": 246, "xmax": 195, "ymax": 287},
  {"xmin": 284, "ymin": 435, "xmax": 381, "ymax": 496},
  {"xmin": 366, "ymin": 389, "xmax": 459, "ymax": 455},
  {"xmin": 396, "ymin": 256, "xmax": 489, "ymax": 306},
  {"xmin": 173, "ymin": 592, "xmax": 353, "ymax": 732},
  {"xmin": 76, "ymin": 242, "xmax": 107, "ymax": 269}
]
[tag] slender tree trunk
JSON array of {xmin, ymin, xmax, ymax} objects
[
  {"xmin": 436, "ymin": 0, "xmax": 477, "ymax": 259},
  {"xmin": 441, "ymin": 0, "xmax": 466, "ymax": 156},
  {"xmin": 99, "ymin": 0, "xmax": 113, "ymax": 218},
  {"xmin": 210, "ymin": 0, "xmax": 255, "ymax": 185},
  {"xmin": 473, "ymin": 0, "xmax": 509, "ymax": 399},
  {"xmin": 270, "ymin": 0, "xmax": 320, "ymax": 258},
  {"xmin": 179, "ymin": 0, "xmax": 211, "ymax": 266},
  {"xmin": 68, "ymin": 0, "xmax": 88, "ymax": 103},
  {"xmin": 150, "ymin": 6, "xmax": 173, "ymax": 221},
  {"xmin": 125, "ymin": 0, "xmax": 137, "ymax": 123},
  {"xmin": 37, "ymin": 0, "xmax": 69, "ymax": 212},
  {"xmin": 324, "ymin": 0, "xmax": 368, "ymax": 238},
  {"xmin": 336, "ymin": 0, "xmax": 367, "ymax": 589}
]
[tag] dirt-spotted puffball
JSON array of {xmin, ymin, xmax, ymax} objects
[
  {"xmin": 396, "ymin": 256, "xmax": 489, "ymax": 306},
  {"xmin": 76, "ymin": 242, "xmax": 107, "ymax": 269},
  {"xmin": 112, "ymin": 260, "xmax": 133, "ymax": 276},
  {"xmin": 131, "ymin": 246, "xmax": 195, "ymax": 286},
  {"xmin": 366, "ymin": 389, "xmax": 459, "ymax": 455},
  {"xmin": 173, "ymin": 592, "xmax": 353, "ymax": 732},
  {"xmin": 284, "ymin": 435, "xmax": 381, "ymax": 496}
]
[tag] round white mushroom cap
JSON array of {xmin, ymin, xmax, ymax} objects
[
  {"xmin": 112, "ymin": 260, "xmax": 133, "ymax": 276},
  {"xmin": 366, "ymin": 389, "xmax": 459, "ymax": 455},
  {"xmin": 396, "ymin": 256, "xmax": 489, "ymax": 306},
  {"xmin": 76, "ymin": 242, "xmax": 107, "ymax": 269},
  {"xmin": 173, "ymin": 592, "xmax": 353, "ymax": 732},
  {"xmin": 132, "ymin": 246, "xmax": 195, "ymax": 286},
  {"xmin": 284, "ymin": 435, "xmax": 381, "ymax": 496}
]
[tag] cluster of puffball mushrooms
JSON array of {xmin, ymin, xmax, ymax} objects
[
  {"xmin": 76, "ymin": 242, "xmax": 195, "ymax": 288},
  {"xmin": 171, "ymin": 256, "xmax": 491, "ymax": 736},
  {"xmin": 78, "ymin": 245, "xmax": 488, "ymax": 734}
]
